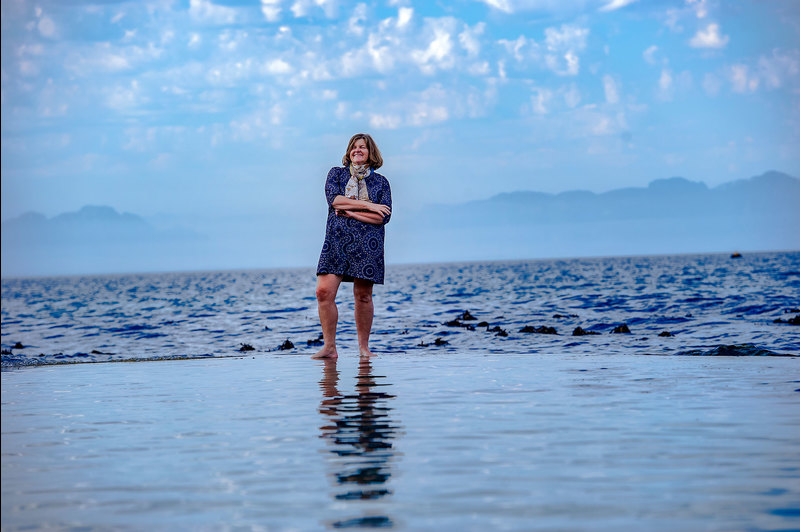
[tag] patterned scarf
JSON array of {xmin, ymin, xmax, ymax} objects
[{"xmin": 345, "ymin": 164, "xmax": 371, "ymax": 201}]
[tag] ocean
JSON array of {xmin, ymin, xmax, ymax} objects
[
  {"xmin": 2, "ymin": 251, "xmax": 798, "ymax": 365},
  {"xmin": 2, "ymin": 251, "xmax": 799, "ymax": 531}
]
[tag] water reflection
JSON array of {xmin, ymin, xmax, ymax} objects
[{"xmin": 318, "ymin": 357, "xmax": 399, "ymax": 528}]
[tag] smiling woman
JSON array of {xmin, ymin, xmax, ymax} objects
[{"xmin": 313, "ymin": 133, "xmax": 392, "ymax": 360}]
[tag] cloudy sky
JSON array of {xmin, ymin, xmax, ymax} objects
[{"xmin": 2, "ymin": 0, "xmax": 799, "ymax": 222}]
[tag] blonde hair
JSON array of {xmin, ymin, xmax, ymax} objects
[{"xmin": 342, "ymin": 133, "xmax": 383, "ymax": 169}]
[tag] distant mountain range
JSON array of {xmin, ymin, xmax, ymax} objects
[
  {"xmin": 2, "ymin": 205, "xmax": 203, "ymax": 247},
  {"xmin": 1, "ymin": 206, "xmax": 205, "ymax": 277},
  {"xmin": 392, "ymin": 170, "xmax": 799, "ymax": 263},
  {"xmin": 412, "ymin": 170, "xmax": 799, "ymax": 226},
  {"xmin": 2, "ymin": 171, "xmax": 798, "ymax": 277}
]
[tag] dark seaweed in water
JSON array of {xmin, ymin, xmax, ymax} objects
[
  {"xmin": 1, "ymin": 251, "xmax": 798, "ymax": 367},
  {"xmin": 674, "ymin": 344, "xmax": 793, "ymax": 357}
]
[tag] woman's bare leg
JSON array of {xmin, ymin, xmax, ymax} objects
[
  {"xmin": 353, "ymin": 278, "xmax": 375, "ymax": 357},
  {"xmin": 313, "ymin": 274, "xmax": 343, "ymax": 359}
]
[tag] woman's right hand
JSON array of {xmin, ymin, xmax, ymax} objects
[{"xmin": 369, "ymin": 203, "xmax": 391, "ymax": 217}]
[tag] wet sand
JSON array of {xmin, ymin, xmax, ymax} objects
[{"xmin": 2, "ymin": 352, "xmax": 799, "ymax": 531}]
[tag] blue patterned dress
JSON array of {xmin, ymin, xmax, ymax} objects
[{"xmin": 316, "ymin": 166, "xmax": 392, "ymax": 284}]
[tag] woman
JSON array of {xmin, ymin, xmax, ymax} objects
[{"xmin": 313, "ymin": 133, "xmax": 392, "ymax": 359}]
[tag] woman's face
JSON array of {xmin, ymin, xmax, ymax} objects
[{"xmin": 350, "ymin": 139, "xmax": 369, "ymax": 166}]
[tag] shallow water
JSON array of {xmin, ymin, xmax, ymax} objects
[
  {"xmin": 2, "ymin": 353, "xmax": 799, "ymax": 530},
  {"xmin": 2, "ymin": 251, "xmax": 799, "ymax": 366}
]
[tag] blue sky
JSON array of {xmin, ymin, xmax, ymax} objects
[{"xmin": 2, "ymin": 0, "xmax": 799, "ymax": 222}]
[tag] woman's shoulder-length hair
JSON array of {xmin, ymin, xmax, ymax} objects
[{"xmin": 342, "ymin": 133, "xmax": 383, "ymax": 169}]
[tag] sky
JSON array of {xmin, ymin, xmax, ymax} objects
[{"xmin": 2, "ymin": 0, "xmax": 799, "ymax": 223}]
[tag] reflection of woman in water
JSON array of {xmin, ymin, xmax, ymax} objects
[
  {"xmin": 313, "ymin": 134, "xmax": 392, "ymax": 360},
  {"xmin": 318, "ymin": 358, "xmax": 397, "ymax": 527}
]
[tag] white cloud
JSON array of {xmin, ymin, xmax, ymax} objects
[
  {"xmin": 757, "ymin": 49, "xmax": 799, "ymax": 89},
  {"xmin": 397, "ymin": 7, "xmax": 413, "ymax": 28},
  {"xmin": 686, "ymin": 0, "xmax": 708, "ymax": 19},
  {"xmin": 657, "ymin": 68, "xmax": 692, "ymax": 100},
  {"xmin": 366, "ymin": 33, "xmax": 397, "ymax": 73},
  {"xmin": 189, "ymin": 0, "xmax": 238, "ymax": 24},
  {"xmin": 658, "ymin": 68, "xmax": 673, "ymax": 99},
  {"xmin": 545, "ymin": 24, "xmax": 588, "ymax": 52},
  {"xmin": 411, "ymin": 19, "xmax": 456, "ymax": 74},
  {"xmin": 496, "ymin": 25, "xmax": 587, "ymax": 75},
  {"xmin": 459, "ymin": 22, "xmax": 485, "ymax": 57},
  {"xmin": 270, "ymin": 103, "xmax": 284, "ymax": 125},
  {"xmin": 478, "ymin": 0, "xmax": 605, "ymax": 14},
  {"xmin": 689, "ymin": 23, "xmax": 728, "ymax": 49},
  {"xmin": 599, "ymin": 0, "xmax": 638, "ymax": 12},
  {"xmin": 363, "ymin": 83, "xmax": 486, "ymax": 129},
  {"xmin": 37, "ymin": 16, "xmax": 56, "ymax": 38},
  {"xmin": 291, "ymin": 0, "xmax": 337, "ymax": 19},
  {"xmin": 643, "ymin": 45, "xmax": 659, "ymax": 65},
  {"xmin": 188, "ymin": 33, "xmax": 202, "ymax": 48},
  {"xmin": 409, "ymin": 103, "xmax": 449, "ymax": 126},
  {"xmin": 546, "ymin": 50, "xmax": 579, "ymax": 76},
  {"xmin": 348, "ymin": 3, "xmax": 368, "ymax": 36},
  {"xmin": 563, "ymin": 84, "xmax": 581, "ymax": 108},
  {"xmin": 544, "ymin": 25, "xmax": 589, "ymax": 76},
  {"xmin": 663, "ymin": 9, "xmax": 683, "ymax": 32},
  {"xmin": 228, "ymin": 103, "xmax": 287, "ymax": 142},
  {"xmin": 603, "ymin": 75, "xmax": 619, "ymax": 104},
  {"xmin": 16, "ymin": 44, "xmax": 45, "ymax": 57},
  {"xmin": 162, "ymin": 85, "xmax": 189, "ymax": 96},
  {"xmin": 498, "ymin": 36, "xmax": 529, "ymax": 62},
  {"xmin": 290, "ymin": 0, "xmax": 309, "ymax": 18},
  {"xmin": 103, "ymin": 54, "xmax": 132, "ymax": 71},
  {"xmin": 370, "ymin": 113, "xmax": 403, "ymax": 129},
  {"xmin": 106, "ymin": 80, "xmax": 146, "ymax": 110},
  {"xmin": 729, "ymin": 64, "xmax": 758, "ymax": 93},
  {"xmin": 260, "ymin": 0, "xmax": 282, "ymax": 22},
  {"xmin": 337, "ymin": 11, "xmax": 468, "ymax": 78},
  {"xmin": 19, "ymin": 60, "xmax": 39, "ymax": 76},
  {"xmin": 531, "ymin": 87, "xmax": 552, "ymax": 114},
  {"xmin": 339, "ymin": 49, "xmax": 362, "ymax": 76},
  {"xmin": 480, "ymin": 0, "xmax": 513, "ymax": 13},
  {"xmin": 721, "ymin": 50, "xmax": 799, "ymax": 95},
  {"xmin": 66, "ymin": 42, "xmax": 165, "ymax": 75},
  {"xmin": 468, "ymin": 61, "xmax": 490, "ymax": 75},
  {"xmin": 218, "ymin": 30, "xmax": 249, "ymax": 52},
  {"xmin": 265, "ymin": 58, "xmax": 292, "ymax": 75}
]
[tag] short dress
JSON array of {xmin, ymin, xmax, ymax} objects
[{"xmin": 316, "ymin": 166, "xmax": 392, "ymax": 284}]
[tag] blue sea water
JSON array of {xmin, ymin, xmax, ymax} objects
[
  {"xmin": 2, "ymin": 251, "xmax": 798, "ymax": 365},
  {"xmin": 2, "ymin": 252, "xmax": 800, "ymax": 531}
]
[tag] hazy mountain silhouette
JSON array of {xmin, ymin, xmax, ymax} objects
[
  {"xmin": 1, "ymin": 206, "xmax": 205, "ymax": 277},
  {"xmin": 393, "ymin": 170, "xmax": 799, "ymax": 263},
  {"xmin": 414, "ymin": 171, "xmax": 799, "ymax": 227},
  {"xmin": 1, "ymin": 171, "xmax": 798, "ymax": 277}
]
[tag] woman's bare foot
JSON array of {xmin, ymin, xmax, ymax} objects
[
  {"xmin": 312, "ymin": 346, "xmax": 338, "ymax": 359},
  {"xmin": 359, "ymin": 346, "xmax": 377, "ymax": 357}
]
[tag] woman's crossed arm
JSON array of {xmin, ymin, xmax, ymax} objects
[
  {"xmin": 332, "ymin": 196, "xmax": 391, "ymax": 217},
  {"xmin": 336, "ymin": 209, "xmax": 385, "ymax": 225}
]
